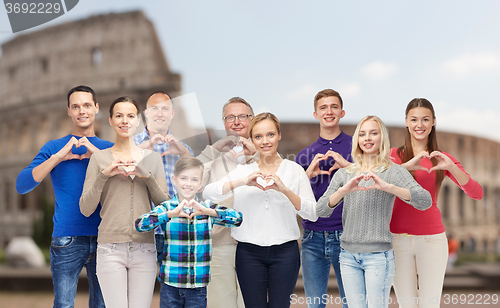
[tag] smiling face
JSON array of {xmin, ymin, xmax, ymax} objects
[
  {"xmin": 172, "ymin": 167, "xmax": 203, "ymax": 201},
  {"xmin": 251, "ymin": 119, "xmax": 281, "ymax": 157},
  {"xmin": 67, "ymin": 91, "xmax": 99, "ymax": 131},
  {"xmin": 109, "ymin": 102, "xmax": 140, "ymax": 138},
  {"xmin": 223, "ymin": 102, "xmax": 253, "ymax": 138},
  {"xmin": 313, "ymin": 96, "xmax": 345, "ymax": 129},
  {"xmin": 357, "ymin": 119, "xmax": 381, "ymax": 156},
  {"xmin": 145, "ymin": 93, "xmax": 174, "ymax": 133},
  {"xmin": 405, "ymin": 107, "xmax": 435, "ymax": 143}
]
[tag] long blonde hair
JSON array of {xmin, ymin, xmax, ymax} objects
[{"xmin": 346, "ymin": 115, "xmax": 393, "ymax": 173}]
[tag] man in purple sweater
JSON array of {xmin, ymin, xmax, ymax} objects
[
  {"xmin": 16, "ymin": 86, "xmax": 113, "ymax": 308},
  {"xmin": 295, "ymin": 89, "xmax": 352, "ymax": 308}
]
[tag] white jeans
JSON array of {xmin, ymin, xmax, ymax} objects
[
  {"xmin": 96, "ymin": 242, "xmax": 157, "ymax": 308},
  {"xmin": 392, "ymin": 233, "xmax": 448, "ymax": 308},
  {"xmin": 207, "ymin": 244, "xmax": 245, "ymax": 308}
]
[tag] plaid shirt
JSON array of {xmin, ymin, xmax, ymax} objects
[
  {"xmin": 135, "ymin": 195, "xmax": 242, "ymax": 288},
  {"xmin": 133, "ymin": 127, "xmax": 194, "ymax": 197}
]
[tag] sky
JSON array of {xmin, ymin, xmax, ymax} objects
[{"xmin": 1, "ymin": 1, "xmax": 500, "ymax": 142}]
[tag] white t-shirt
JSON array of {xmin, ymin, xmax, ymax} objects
[{"xmin": 203, "ymin": 159, "xmax": 317, "ymax": 246}]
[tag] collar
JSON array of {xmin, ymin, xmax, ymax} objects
[{"xmin": 317, "ymin": 131, "xmax": 347, "ymax": 145}]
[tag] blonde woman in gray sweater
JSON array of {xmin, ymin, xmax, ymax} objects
[
  {"xmin": 80, "ymin": 97, "xmax": 169, "ymax": 308},
  {"xmin": 316, "ymin": 115, "xmax": 431, "ymax": 308}
]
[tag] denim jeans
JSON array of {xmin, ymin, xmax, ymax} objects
[
  {"xmin": 50, "ymin": 236, "xmax": 105, "ymax": 308},
  {"xmin": 236, "ymin": 240, "xmax": 300, "ymax": 308},
  {"xmin": 160, "ymin": 283, "xmax": 207, "ymax": 308},
  {"xmin": 340, "ymin": 249, "xmax": 395, "ymax": 308},
  {"xmin": 301, "ymin": 229, "xmax": 347, "ymax": 308}
]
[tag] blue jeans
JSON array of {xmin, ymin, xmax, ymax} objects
[
  {"xmin": 160, "ymin": 283, "xmax": 207, "ymax": 308},
  {"xmin": 301, "ymin": 229, "xmax": 347, "ymax": 308},
  {"xmin": 236, "ymin": 240, "xmax": 300, "ymax": 308},
  {"xmin": 50, "ymin": 236, "xmax": 105, "ymax": 308},
  {"xmin": 340, "ymin": 249, "xmax": 395, "ymax": 308}
]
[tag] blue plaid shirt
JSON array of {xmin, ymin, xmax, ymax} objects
[
  {"xmin": 133, "ymin": 127, "xmax": 194, "ymax": 197},
  {"xmin": 135, "ymin": 195, "xmax": 242, "ymax": 288}
]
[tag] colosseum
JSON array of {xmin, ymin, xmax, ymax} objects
[{"xmin": 0, "ymin": 10, "xmax": 498, "ymax": 257}]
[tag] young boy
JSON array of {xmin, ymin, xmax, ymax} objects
[{"xmin": 135, "ymin": 157, "xmax": 242, "ymax": 308}]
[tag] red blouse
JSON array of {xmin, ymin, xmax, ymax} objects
[{"xmin": 389, "ymin": 148, "xmax": 483, "ymax": 235}]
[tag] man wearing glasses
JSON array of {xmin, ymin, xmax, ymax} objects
[
  {"xmin": 134, "ymin": 91, "xmax": 194, "ymax": 265},
  {"xmin": 197, "ymin": 97, "xmax": 257, "ymax": 308}
]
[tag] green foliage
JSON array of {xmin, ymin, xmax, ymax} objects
[{"xmin": 32, "ymin": 197, "xmax": 54, "ymax": 248}]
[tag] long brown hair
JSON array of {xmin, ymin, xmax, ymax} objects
[{"xmin": 397, "ymin": 98, "xmax": 444, "ymax": 193}]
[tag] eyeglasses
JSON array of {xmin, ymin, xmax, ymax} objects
[{"xmin": 223, "ymin": 114, "xmax": 253, "ymax": 122}]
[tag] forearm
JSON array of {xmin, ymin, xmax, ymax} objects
[
  {"xmin": 79, "ymin": 172, "xmax": 107, "ymax": 217},
  {"xmin": 447, "ymin": 164, "xmax": 470, "ymax": 186},
  {"xmin": 32, "ymin": 155, "xmax": 61, "ymax": 182},
  {"xmin": 222, "ymin": 178, "xmax": 246, "ymax": 195},
  {"xmin": 136, "ymin": 208, "xmax": 169, "ymax": 232},
  {"xmin": 142, "ymin": 175, "xmax": 169, "ymax": 204},
  {"xmin": 137, "ymin": 140, "xmax": 153, "ymax": 150},
  {"xmin": 328, "ymin": 186, "xmax": 348, "ymax": 208},
  {"xmin": 281, "ymin": 188, "xmax": 302, "ymax": 211},
  {"xmin": 385, "ymin": 184, "xmax": 411, "ymax": 201},
  {"xmin": 213, "ymin": 207, "xmax": 243, "ymax": 227}
]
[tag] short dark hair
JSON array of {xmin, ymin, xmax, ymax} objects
[
  {"xmin": 146, "ymin": 91, "xmax": 172, "ymax": 108},
  {"xmin": 109, "ymin": 96, "xmax": 140, "ymax": 117},
  {"xmin": 314, "ymin": 89, "xmax": 343, "ymax": 110},
  {"xmin": 67, "ymin": 85, "xmax": 96, "ymax": 107}
]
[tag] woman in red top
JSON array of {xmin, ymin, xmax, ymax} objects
[{"xmin": 390, "ymin": 98, "xmax": 483, "ymax": 308}]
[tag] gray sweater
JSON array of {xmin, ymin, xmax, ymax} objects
[{"xmin": 316, "ymin": 164, "xmax": 431, "ymax": 253}]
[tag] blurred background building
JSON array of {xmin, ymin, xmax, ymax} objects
[{"xmin": 0, "ymin": 11, "xmax": 499, "ymax": 259}]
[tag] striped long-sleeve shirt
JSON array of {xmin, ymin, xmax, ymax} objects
[{"xmin": 135, "ymin": 195, "xmax": 242, "ymax": 288}]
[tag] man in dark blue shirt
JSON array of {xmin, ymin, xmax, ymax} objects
[{"xmin": 16, "ymin": 85, "xmax": 113, "ymax": 308}]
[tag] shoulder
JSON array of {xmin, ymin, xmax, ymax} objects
[
  {"xmin": 283, "ymin": 159, "xmax": 305, "ymax": 172},
  {"xmin": 338, "ymin": 131, "xmax": 353, "ymax": 144},
  {"xmin": 39, "ymin": 135, "xmax": 71, "ymax": 153},
  {"xmin": 385, "ymin": 163, "xmax": 411, "ymax": 179},
  {"xmin": 92, "ymin": 148, "xmax": 111, "ymax": 160},
  {"xmin": 48, "ymin": 135, "xmax": 72, "ymax": 147},
  {"xmin": 295, "ymin": 141, "xmax": 320, "ymax": 164},
  {"xmin": 91, "ymin": 137, "xmax": 114, "ymax": 149},
  {"xmin": 144, "ymin": 149, "xmax": 163, "ymax": 161},
  {"xmin": 389, "ymin": 148, "xmax": 401, "ymax": 163}
]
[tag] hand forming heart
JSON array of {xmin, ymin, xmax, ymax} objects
[
  {"xmin": 177, "ymin": 199, "xmax": 211, "ymax": 219},
  {"xmin": 59, "ymin": 137, "xmax": 97, "ymax": 161},
  {"xmin": 403, "ymin": 151, "xmax": 431, "ymax": 172},
  {"xmin": 428, "ymin": 151, "xmax": 454, "ymax": 172},
  {"xmin": 343, "ymin": 172, "xmax": 390, "ymax": 193},
  {"xmin": 161, "ymin": 135, "xmax": 190, "ymax": 157},
  {"xmin": 229, "ymin": 144, "xmax": 246, "ymax": 162},
  {"xmin": 306, "ymin": 150, "xmax": 350, "ymax": 179}
]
